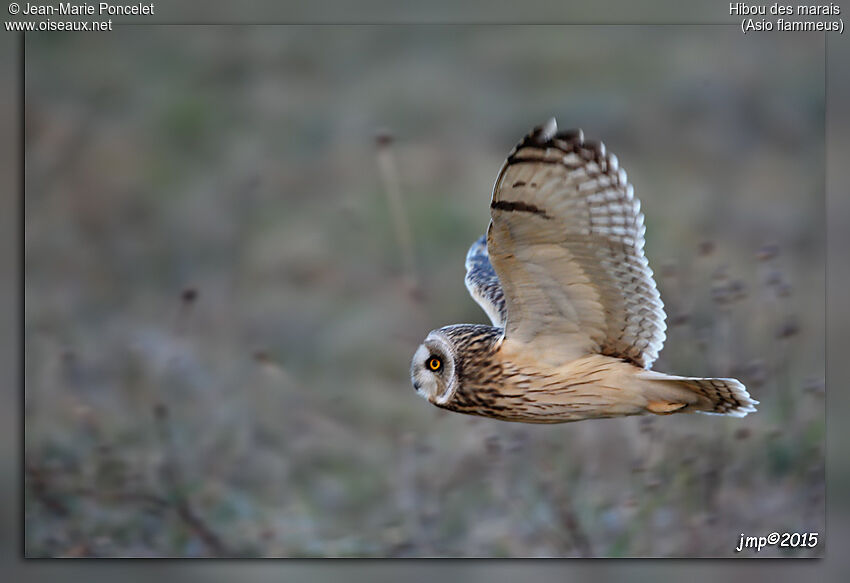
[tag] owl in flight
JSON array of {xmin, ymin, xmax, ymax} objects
[{"xmin": 410, "ymin": 119, "xmax": 757, "ymax": 423}]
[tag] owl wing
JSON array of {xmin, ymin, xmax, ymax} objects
[
  {"xmin": 486, "ymin": 119, "xmax": 666, "ymax": 368},
  {"xmin": 464, "ymin": 235, "xmax": 507, "ymax": 327}
]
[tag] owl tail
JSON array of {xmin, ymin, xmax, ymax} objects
[{"xmin": 636, "ymin": 371, "xmax": 758, "ymax": 417}]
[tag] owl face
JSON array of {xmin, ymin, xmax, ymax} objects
[{"xmin": 410, "ymin": 331, "xmax": 457, "ymax": 405}]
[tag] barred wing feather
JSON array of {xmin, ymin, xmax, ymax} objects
[{"xmin": 486, "ymin": 119, "xmax": 666, "ymax": 368}]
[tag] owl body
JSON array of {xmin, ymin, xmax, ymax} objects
[
  {"xmin": 411, "ymin": 120, "xmax": 757, "ymax": 423},
  {"xmin": 412, "ymin": 324, "xmax": 727, "ymax": 423}
]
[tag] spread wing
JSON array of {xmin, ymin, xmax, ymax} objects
[
  {"xmin": 486, "ymin": 118, "xmax": 666, "ymax": 368},
  {"xmin": 464, "ymin": 235, "xmax": 507, "ymax": 327}
]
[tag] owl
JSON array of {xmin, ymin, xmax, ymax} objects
[{"xmin": 410, "ymin": 119, "xmax": 757, "ymax": 423}]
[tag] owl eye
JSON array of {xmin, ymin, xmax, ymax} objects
[{"xmin": 427, "ymin": 356, "xmax": 443, "ymax": 372}]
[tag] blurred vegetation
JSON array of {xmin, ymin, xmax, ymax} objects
[{"xmin": 24, "ymin": 27, "xmax": 823, "ymax": 557}]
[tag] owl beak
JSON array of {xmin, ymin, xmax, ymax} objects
[{"xmin": 413, "ymin": 380, "xmax": 421, "ymax": 392}]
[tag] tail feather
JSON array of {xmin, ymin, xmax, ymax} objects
[
  {"xmin": 638, "ymin": 372, "xmax": 758, "ymax": 417},
  {"xmin": 673, "ymin": 377, "xmax": 758, "ymax": 417}
]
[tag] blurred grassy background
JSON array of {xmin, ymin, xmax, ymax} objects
[{"xmin": 24, "ymin": 26, "xmax": 824, "ymax": 557}]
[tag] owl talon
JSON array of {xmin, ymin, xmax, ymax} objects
[{"xmin": 646, "ymin": 401, "xmax": 687, "ymax": 415}]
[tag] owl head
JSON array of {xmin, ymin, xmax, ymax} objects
[{"xmin": 410, "ymin": 330, "xmax": 458, "ymax": 405}]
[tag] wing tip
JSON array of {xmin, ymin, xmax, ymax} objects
[
  {"xmin": 521, "ymin": 118, "xmax": 587, "ymax": 152},
  {"xmin": 526, "ymin": 122, "xmax": 623, "ymax": 173},
  {"xmin": 540, "ymin": 117, "xmax": 558, "ymax": 139},
  {"xmin": 528, "ymin": 117, "xmax": 558, "ymax": 143}
]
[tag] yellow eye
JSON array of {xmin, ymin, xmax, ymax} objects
[{"xmin": 427, "ymin": 357, "xmax": 442, "ymax": 372}]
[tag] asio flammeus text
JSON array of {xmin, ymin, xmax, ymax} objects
[{"xmin": 410, "ymin": 119, "xmax": 757, "ymax": 423}]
